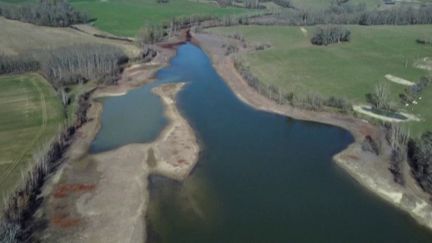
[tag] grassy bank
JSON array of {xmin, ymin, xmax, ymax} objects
[
  {"xmin": 70, "ymin": 0, "xmax": 251, "ymax": 36},
  {"xmin": 0, "ymin": 73, "xmax": 64, "ymax": 203},
  {"xmin": 210, "ymin": 25, "xmax": 432, "ymax": 135}
]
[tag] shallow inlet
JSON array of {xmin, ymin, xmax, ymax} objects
[{"xmin": 92, "ymin": 44, "xmax": 432, "ymax": 242}]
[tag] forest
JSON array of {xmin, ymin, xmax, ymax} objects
[{"xmin": 0, "ymin": 0, "xmax": 89, "ymax": 27}]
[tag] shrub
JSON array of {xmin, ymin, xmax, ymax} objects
[
  {"xmin": 272, "ymin": 0, "xmax": 293, "ymax": 8},
  {"xmin": 361, "ymin": 135, "xmax": 381, "ymax": 155},
  {"xmin": 324, "ymin": 96, "xmax": 352, "ymax": 112},
  {"xmin": 243, "ymin": 0, "xmax": 265, "ymax": 9},
  {"xmin": 225, "ymin": 43, "xmax": 239, "ymax": 55},
  {"xmin": 34, "ymin": 44, "xmax": 128, "ymax": 88},
  {"xmin": 137, "ymin": 25, "xmax": 165, "ymax": 45},
  {"xmin": 0, "ymin": 54, "xmax": 39, "ymax": 75},
  {"xmin": 255, "ymin": 43, "xmax": 271, "ymax": 51},
  {"xmin": 228, "ymin": 32, "xmax": 245, "ymax": 41},
  {"xmin": 410, "ymin": 76, "xmax": 430, "ymax": 96},
  {"xmin": 366, "ymin": 82, "xmax": 394, "ymax": 112},
  {"xmin": 416, "ymin": 38, "xmax": 432, "ymax": 45},
  {"xmin": 311, "ymin": 25, "xmax": 351, "ymax": 46},
  {"xmin": 216, "ymin": 0, "xmax": 233, "ymax": 7},
  {"xmin": 0, "ymin": 221, "xmax": 19, "ymax": 243},
  {"xmin": 386, "ymin": 125, "xmax": 409, "ymax": 185},
  {"xmin": 408, "ymin": 131, "xmax": 432, "ymax": 194}
]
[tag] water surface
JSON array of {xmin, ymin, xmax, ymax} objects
[{"xmin": 94, "ymin": 44, "xmax": 432, "ymax": 242}]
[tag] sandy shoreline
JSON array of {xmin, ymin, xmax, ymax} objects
[
  {"xmin": 193, "ymin": 32, "xmax": 432, "ymax": 231},
  {"xmin": 39, "ymin": 81, "xmax": 199, "ymax": 242},
  {"xmin": 33, "ymin": 29, "xmax": 432, "ymax": 241},
  {"xmin": 36, "ymin": 40, "xmax": 200, "ymax": 242}
]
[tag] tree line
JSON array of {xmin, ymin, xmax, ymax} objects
[
  {"xmin": 246, "ymin": 4, "xmax": 432, "ymax": 26},
  {"xmin": 0, "ymin": 0, "xmax": 89, "ymax": 27},
  {"xmin": 310, "ymin": 25, "xmax": 351, "ymax": 46},
  {"xmin": 0, "ymin": 54, "xmax": 39, "ymax": 74},
  {"xmin": 35, "ymin": 44, "xmax": 128, "ymax": 88},
  {"xmin": 416, "ymin": 38, "xmax": 432, "ymax": 46},
  {"xmin": 271, "ymin": 0, "xmax": 294, "ymax": 9},
  {"xmin": 408, "ymin": 132, "xmax": 432, "ymax": 195},
  {"xmin": 1, "ymin": 44, "xmax": 128, "ymax": 88}
]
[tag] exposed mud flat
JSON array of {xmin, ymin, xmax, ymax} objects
[
  {"xmin": 95, "ymin": 46, "xmax": 176, "ymax": 98},
  {"xmin": 37, "ymin": 82, "xmax": 198, "ymax": 243},
  {"xmin": 194, "ymin": 32, "xmax": 432, "ymax": 231}
]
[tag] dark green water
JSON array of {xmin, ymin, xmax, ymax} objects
[{"xmin": 92, "ymin": 44, "xmax": 432, "ymax": 242}]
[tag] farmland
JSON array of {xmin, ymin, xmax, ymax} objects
[
  {"xmin": 70, "ymin": 0, "xmax": 252, "ymax": 36},
  {"xmin": 288, "ymin": 0, "xmax": 432, "ymax": 10},
  {"xmin": 0, "ymin": 74, "xmax": 64, "ymax": 201},
  {"xmin": 210, "ymin": 25, "xmax": 432, "ymax": 136},
  {"xmin": 0, "ymin": 16, "xmax": 139, "ymax": 56},
  {"xmin": 290, "ymin": 0, "xmax": 381, "ymax": 10},
  {"xmin": 0, "ymin": 16, "xmax": 141, "ymax": 205}
]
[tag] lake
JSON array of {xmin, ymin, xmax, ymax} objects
[{"xmin": 92, "ymin": 43, "xmax": 432, "ymax": 243}]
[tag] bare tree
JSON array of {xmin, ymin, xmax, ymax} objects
[
  {"xmin": 136, "ymin": 25, "xmax": 165, "ymax": 46},
  {"xmin": 0, "ymin": 0, "xmax": 89, "ymax": 27},
  {"xmin": 311, "ymin": 25, "xmax": 351, "ymax": 46},
  {"xmin": 367, "ymin": 82, "xmax": 394, "ymax": 112}
]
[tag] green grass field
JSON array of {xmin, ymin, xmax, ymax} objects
[
  {"xmin": 290, "ymin": 0, "xmax": 381, "ymax": 10},
  {"xmin": 70, "ymin": 0, "xmax": 251, "ymax": 36},
  {"xmin": 210, "ymin": 25, "xmax": 432, "ymax": 136},
  {"xmin": 0, "ymin": 73, "xmax": 64, "ymax": 202},
  {"xmin": 288, "ymin": 0, "xmax": 432, "ymax": 10}
]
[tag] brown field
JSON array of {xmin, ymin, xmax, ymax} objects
[{"xmin": 0, "ymin": 17, "xmax": 140, "ymax": 57}]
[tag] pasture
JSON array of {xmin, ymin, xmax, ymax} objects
[
  {"xmin": 210, "ymin": 25, "xmax": 432, "ymax": 135},
  {"xmin": 70, "ymin": 0, "xmax": 251, "ymax": 36},
  {"xmin": 0, "ymin": 74, "xmax": 64, "ymax": 202},
  {"xmin": 287, "ymin": 0, "xmax": 432, "ymax": 10},
  {"xmin": 290, "ymin": 0, "xmax": 381, "ymax": 10}
]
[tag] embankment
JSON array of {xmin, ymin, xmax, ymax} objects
[
  {"xmin": 193, "ymin": 32, "xmax": 432, "ymax": 231},
  {"xmin": 38, "ymin": 82, "xmax": 199, "ymax": 242},
  {"xmin": 0, "ymin": 34, "xmax": 192, "ymax": 242}
]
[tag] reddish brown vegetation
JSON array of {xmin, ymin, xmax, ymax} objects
[
  {"xmin": 51, "ymin": 213, "xmax": 80, "ymax": 228},
  {"xmin": 358, "ymin": 124, "xmax": 375, "ymax": 137},
  {"xmin": 342, "ymin": 154, "xmax": 360, "ymax": 161},
  {"xmin": 177, "ymin": 159, "xmax": 188, "ymax": 165},
  {"xmin": 53, "ymin": 183, "xmax": 96, "ymax": 198}
]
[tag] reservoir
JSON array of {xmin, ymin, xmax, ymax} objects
[{"xmin": 92, "ymin": 43, "xmax": 432, "ymax": 242}]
